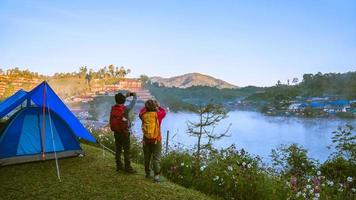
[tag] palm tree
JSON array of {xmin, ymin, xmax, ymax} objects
[{"xmin": 79, "ymin": 66, "xmax": 88, "ymax": 78}]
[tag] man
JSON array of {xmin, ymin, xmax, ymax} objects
[{"xmin": 109, "ymin": 91, "xmax": 137, "ymax": 173}]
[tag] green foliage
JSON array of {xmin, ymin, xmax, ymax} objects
[
  {"xmin": 330, "ymin": 124, "xmax": 356, "ymax": 163},
  {"xmin": 271, "ymin": 144, "xmax": 317, "ymax": 179},
  {"xmin": 147, "ymin": 84, "xmax": 263, "ymax": 111},
  {"xmin": 246, "ymin": 85, "xmax": 300, "ymax": 103},
  {"xmin": 301, "ymin": 72, "xmax": 356, "ymax": 99},
  {"xmin": 161, "ymin": 124, "xmax": 356, "ymax": 200},
  {"xmin": 161, "ymin": 145, "xmax": 289, "ymax": 200},
  {"xmin": 321, "ymin": 124, "xmax": 356, "ymax": 187}
]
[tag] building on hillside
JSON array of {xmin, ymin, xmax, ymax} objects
[
  {"xmin": 325, "ymin": 100, "xmax": 350, "ymax": 113},
  {"xmin": 116, "ymin": 79, "xmax": 142, "ymax": 88},
  {"xmin": 104, "ymin": 79, "xmax": 142, "ymax": 92}
]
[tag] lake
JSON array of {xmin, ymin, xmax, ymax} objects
[{"xmin": 129, "ymin": 110, "xmax": 355, "ymax": 163}]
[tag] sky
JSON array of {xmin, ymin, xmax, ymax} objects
[{"xmin": 0, "ymin": 0, "xmax": 355, "ymax": 86}]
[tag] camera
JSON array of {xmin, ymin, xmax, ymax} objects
[{"xmin": 127, "ymin": 92, "xmax": 135, "ymax": 97}]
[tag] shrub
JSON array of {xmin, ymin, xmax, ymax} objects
[{"xmin": 161, "ymin": 145, "xmax": 289, "ymax": 200}]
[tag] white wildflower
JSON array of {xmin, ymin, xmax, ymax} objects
[
  {"xmin": 347, "ymin": 176, "xmax": 353, "ymax": 182},
  {"xmin": 180, "ymin": 162, "xmax": 184, "ymax": 167},
  {"xmin": 306, "ymin": 184, "xmax": 312, "ymax": 189},
  {"xmin": 327, "ymin": 180, "xmax": 334, "ymax": 186},
  {"xmin": 317, "ymin": 171, "xmax": 321, "ymax": 176},
  {"xmin": 314, "ymin": 193, "xmax": 320, "ymax": 198},
  {"xmin": 296, "ymin": 191, "xmax": 301, "ymax": 198},
  {"xmin": 242, "ymin": 162, "xmax": 246, "ymax": 167},
  {"xmin": 213, "ymin": 176, "xmax": 219, "ymax": 181},
  {"xmin": 227, "ymin": 165, "xmax": 233, "ymax": 171},
  {"xmin": 302, "ymin": 193, "xmax": 306, "ymax": 198},
  {"xmin": 309, "ymin": 189, "xmax": 314, "ymax": 194},
  {"xmin": 247, "ymin": 163, "xmax": 252, "ymax": 169},
  {"xmin": 200, "ymin": 165, "xmax": 207, "ymax": 172}
]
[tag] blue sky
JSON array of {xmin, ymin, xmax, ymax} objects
[{"xmin": 0, "ymin": 0, "xmax": 355, "ymax": 86}]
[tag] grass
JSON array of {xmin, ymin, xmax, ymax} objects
[{"xmin": 0, "ymin": 144, "xmax": 215, "ymax": 200}]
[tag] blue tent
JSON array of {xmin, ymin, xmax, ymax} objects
[{"xmin": 0, "ymin": 81, "xmax": 95, "ymax": 166}]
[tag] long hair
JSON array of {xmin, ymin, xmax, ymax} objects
[{"xmin": 145, "ymin": 99, "xmax": 157, "ymax": 112}]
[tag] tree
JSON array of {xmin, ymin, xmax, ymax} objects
[
  {"xmin": 79, "ymin": 66, "xmax": 88, "ymax": 78},
  {"xmin": 271, "ymin": 144, "xmax": 317, "ymax": 178},
  {"xmin": 292, "ymin": 78, "xmax": 299, "ymax": 85},
  {"xmin": 330, "ymin": 124, "xmax": 355, "ymax": 163},
  {"xmin": 140, "ymin": 74, "xmax": 150, "ymax": 86},
  {"xmin": 116, "ymin": 66, "xmax": 130, "ymax": 78},
  {"xmin": 108, "ymin": 64, "xmax": 115, "ymax": 77},
  {"xmin": 187, "ymin": 102, "xmax": 231, "ymax": 160},
  {"xmin": 276, "ymin": 80, "xmax": 281, "ymax": 86},
  {"xmin": 85, "ymin": 69, "xmax": 93, "ymax": 89}
]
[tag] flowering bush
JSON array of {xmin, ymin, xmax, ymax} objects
[
  {"xmin": 160, "ymin": 125, "xmax": 355, "ymax": 200},
  {"xmin": 161, "ymin": 145, "xmax": 289, "ymax": 199}
]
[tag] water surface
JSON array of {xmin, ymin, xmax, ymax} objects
[{"xmin": 130, "ymin": 111, "xmax": 355, "ymax": 162}]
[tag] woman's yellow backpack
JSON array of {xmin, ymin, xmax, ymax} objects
[{"xmin": 141, "ymin": 112, "xmax": 160, "ymax": 140}]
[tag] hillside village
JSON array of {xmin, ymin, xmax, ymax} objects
[
  {"xmin": 0, "ymin": 68, "xmax": 155, "ymax": 123},
  {"xmin": 0, "ymin": 68, "xmax": 155, "ymax": 103},
  {"xmin": 63, "ymin": 78, "xmax": 154, "ymax": 104}
]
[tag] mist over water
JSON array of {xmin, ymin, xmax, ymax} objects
[{"xmin": 129, "ymin": 111, "xmax": 355, "ymax": 163}]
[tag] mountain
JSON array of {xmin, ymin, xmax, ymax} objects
[{"xmin": 150, "ymin": 73, "xmax": 238, "ymax": 89}]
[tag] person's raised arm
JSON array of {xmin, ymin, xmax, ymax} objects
[
  {"xmin": 157, "ymin": 107, "xmax": 166, "ymax": 119},
  {"xmin": 126, "ymin": 92, "xmax": 137, "ymax": 112}
]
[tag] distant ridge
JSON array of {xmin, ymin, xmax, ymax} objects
[{"xmin": 150, "ymin": 73, "xmax": 238, "ymax": 89}]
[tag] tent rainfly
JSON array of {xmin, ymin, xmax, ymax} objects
[{"xmin": 0, "ymin": 81, "xmax": 96, "ymax": 168}]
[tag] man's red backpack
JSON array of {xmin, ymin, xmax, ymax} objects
[{"xmin": 110, "ymin": 105, "xmax": 129, "ymax": 132}]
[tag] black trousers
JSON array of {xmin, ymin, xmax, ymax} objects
[{"xmin": 114, "ymin": 132, "xmax": 131, "ymax": 170}]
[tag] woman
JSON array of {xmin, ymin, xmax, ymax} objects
[{"xmin": 139, "ymin": 100, "xmax": 166, "ymax": 182}]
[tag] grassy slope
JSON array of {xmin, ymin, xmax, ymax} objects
[{"xmin": 0, "ymin": 145, "xmax": 214, "ymax": 200}]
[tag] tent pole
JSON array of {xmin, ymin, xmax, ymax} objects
[
  {"xmin": 41, "ymin": 82, "xmax": 47, "ymax": 160},
  {"xmin": 47, "ymin": 100, "xmax": 61, "ymax": 182}
]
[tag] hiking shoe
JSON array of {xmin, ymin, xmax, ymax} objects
[{"xmin": 154, "ymin": 175, "xmax": 161, "ymax": 183}]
